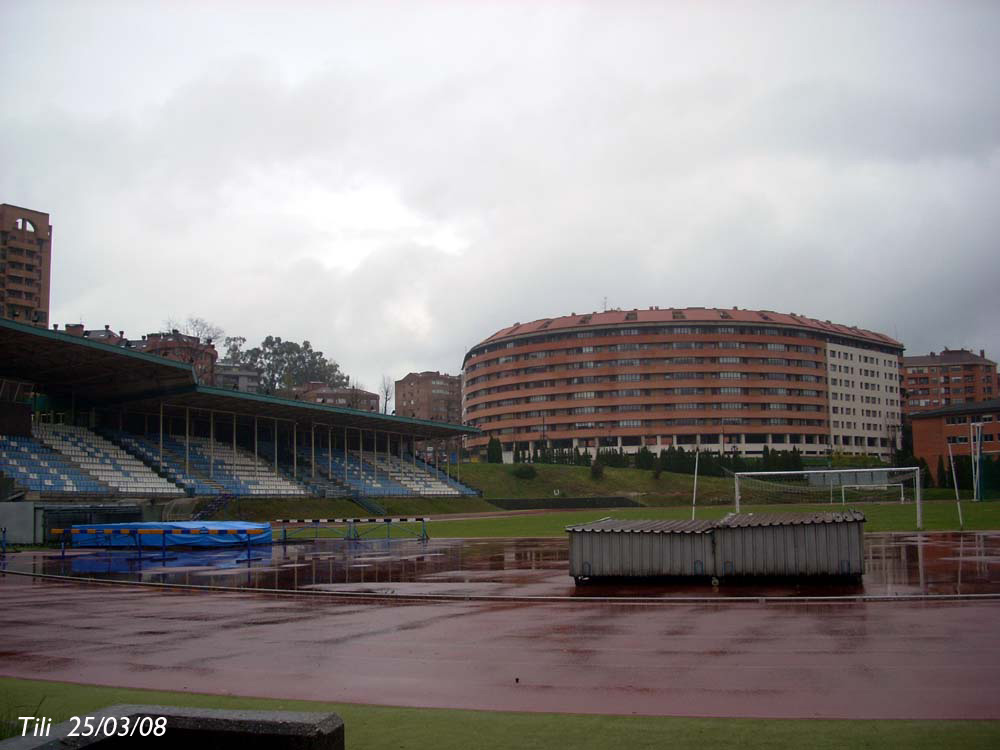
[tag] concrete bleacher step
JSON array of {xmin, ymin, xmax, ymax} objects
[{"xmin": 35, "ymin": 424, "xmax": 184, "ymax": 496}]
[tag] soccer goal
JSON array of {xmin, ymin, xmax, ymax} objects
[{"xmin": 733, "ymin": 467, "xmax": 924, "ymax": 529}]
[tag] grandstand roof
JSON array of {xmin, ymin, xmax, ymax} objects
[
  {"xmin": 0, "ymin": 317, "xmax": 194, "ymax": 401},
  {"xmin": 0, "ymin": 317, "xmax": 476, "ymax": 438}
]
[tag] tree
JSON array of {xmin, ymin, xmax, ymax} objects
[
  {"xmin": 590, "ymin": 459, "xmax": 604, "ymax": 480},
  {"xmin": 487, "ymin": 437, "xmax": 503, "ymax": 464},
  {"xmin": 222, "ymin": 336, "xmax": 247, "ymax": 364},
  {"xmin": 164, "ymin": 316, "xmax": 224, "ymax": 344},
  {"xmin": 379, "ymin": 375, "xmax": 394, "ymax": 414},
  {"xmin": 240, "ymin": 336, "xmax": 348, "ymax": 393}
]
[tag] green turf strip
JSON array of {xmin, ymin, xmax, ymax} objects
[
  {"xmin": 292, "ymin": 500, "xmax": 998, "ymax": 539},
  {"xmin": 0, "ymin": 678, "xmax": 997, "ymax": 749}
]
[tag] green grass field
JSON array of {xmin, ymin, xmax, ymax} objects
[
  {"xmin": 276, "ymin": 501, "xmax": 1000, "ymax": 538},
  {"xmin": 289, "ymin": 499, "xmax": 995, "ymax": 540},
  {"xmin": 208, "ymin": 496, "xmax": 500, "ymax": 522},
  {"xmin": 1, "ymin": 678, "xmax": 997, "ymax": 749}
]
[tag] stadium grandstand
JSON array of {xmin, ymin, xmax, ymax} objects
[{"xmin": 0, "ymin": 317, "xmax": 479, "ymax": 508}]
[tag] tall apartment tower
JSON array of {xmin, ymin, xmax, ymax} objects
[
  {"xmin": 395, "ymin": 371, "xmax": 462, "ymax": 423},
  {"xmin": 0, "ymin": 204, "xmax": 52, "ymax": 327}
]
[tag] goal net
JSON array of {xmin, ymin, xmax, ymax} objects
[{"xmin": 733, "ymin": 467, "xmax": 924, "ymax": 527}]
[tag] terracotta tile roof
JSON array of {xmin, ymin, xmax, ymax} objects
[
  {"xmin": 903, "ymin": 349, "xmax": 996, "ymax": 367},
  {"xmin": 478, "ymin": 308, "xmax": 901, "ymax": 349}
]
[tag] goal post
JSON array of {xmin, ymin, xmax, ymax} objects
[{"xmin": 733, "ymin": 466, "xmax": 923, "ymax": 529}]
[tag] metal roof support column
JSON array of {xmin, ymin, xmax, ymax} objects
[
  {"xmin": 158, "ymin": 401, "xmax": 163, "ymax": 470},
  {"xmin": 327, "ymin": 425, "xmax": 332, "ymax": 481},
  {"xmin": 185, "ymin": 407, "xmax": 190, "ymax": 476},
  {"xmin": 293, "ymin": 423, "xmax": 298, "ymax": 479},
  {"xmin": 273, "ymin": 418, "xmax": 278, "ymax": 477},
  {"xmin": 412, "ymin": 435, "xmax": 416, "ymax": 471},
  {"xmin": 359, "ymin": 428, "xmax": 365, "ymax": 496},
  {"xmin": 343, "ymin": 426, "xmax": 348, "ymax": 485},
  {"xmin": 209, "ymin": 410, "xmax": 214, "ymax": 478},
  {"xmin": 253, "ymin": 416, "xmax": 258, "ymax": 476},
  {"xmin": 385, "ymin": 431, "xmax": 389, "ymax": 490},
  {"xmin": 311, "ymin": 423, "xmax": 316, "ymax": 480},
  {"xmin": 457, "ymin": 437, "xmax": 461, "ymax": 485},
  {"xmin": 232, "ymin": 413, "xmax": 236, "ymax": 465}
]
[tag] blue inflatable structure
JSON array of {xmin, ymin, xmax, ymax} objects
[{"xmin": 69, "ymin": 521, "xmax": 272, "ymax": 548}]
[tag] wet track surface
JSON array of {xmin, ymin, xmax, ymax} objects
[
  {"xmin": 2, "ymin": 532, "xmax": 1000, "ymax": 719},
  {"xmin": 4, "ymin": 531, "xmax": 1000, "ymax": 598}
]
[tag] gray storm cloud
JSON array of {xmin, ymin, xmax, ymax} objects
[{"xmin": 1, "ymin": 0, "xmax": 998, "ymax": 390}]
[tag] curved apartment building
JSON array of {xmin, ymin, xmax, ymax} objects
[{"xmin": 462, "ymin": 307, "xmax": 904, "ymax": 462}]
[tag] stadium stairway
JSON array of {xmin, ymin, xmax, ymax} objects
[
  {"xmin": 35, "ymin": 424, "xmax": 184, "ymax": 497},
  {"xmin": 0, "ymin": 433, "xmax": 113, "ymax": 496}
]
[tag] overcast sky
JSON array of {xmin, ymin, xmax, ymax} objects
[{"xmin": 2, "ymin": 1, "xmax": 998, "ymax": 395}]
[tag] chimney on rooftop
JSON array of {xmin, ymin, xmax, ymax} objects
[{"xmin": 981, "ymin": 349, "xmax": 985, "ymax": 358}]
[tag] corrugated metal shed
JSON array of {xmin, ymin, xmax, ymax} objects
[{"xmin": 567, "ymin": 511, "xmax": 866, "ymax": 582}]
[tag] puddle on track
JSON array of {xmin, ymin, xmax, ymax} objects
[{"xmin": 6, "ymin": 532, "xmax": 1000, "ymax": 598}]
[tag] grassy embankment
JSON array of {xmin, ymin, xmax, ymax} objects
[{"xmin": 1, "ymin": 678, "xmax": 997, "ymax": 749}]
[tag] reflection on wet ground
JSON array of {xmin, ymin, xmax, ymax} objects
[{"xmin": 5, "ymin": 531, "xmax": 1000, "ymax": 598}]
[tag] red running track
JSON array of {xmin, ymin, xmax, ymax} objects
[{"xmin": 2, "ymin": 577, "xmax": 1000, "ymax": 719}]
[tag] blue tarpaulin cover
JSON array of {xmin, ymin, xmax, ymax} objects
[{"xmin": 70, "ymin": 521, "xmax": 272, "ymax": 548}]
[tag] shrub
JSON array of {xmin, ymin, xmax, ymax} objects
[
  {"xmin": 511, "ymin": 464, "xmax": 537, "ymax": 479},
  {"xmin": 590, "ymin": 460, "xmax": 604, "ymax": 480}
]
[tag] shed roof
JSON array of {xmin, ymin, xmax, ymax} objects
[
  {"xmin": 565, "ymin": 519, "xmax": 716, "ymax": 534},
  {"xmin": 566, "ymin": 510, "xmax": 865, "ymax": 534},
  {"xmin": 719, "ymin": 510, "xmax": 866, "ymax": 527}
]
